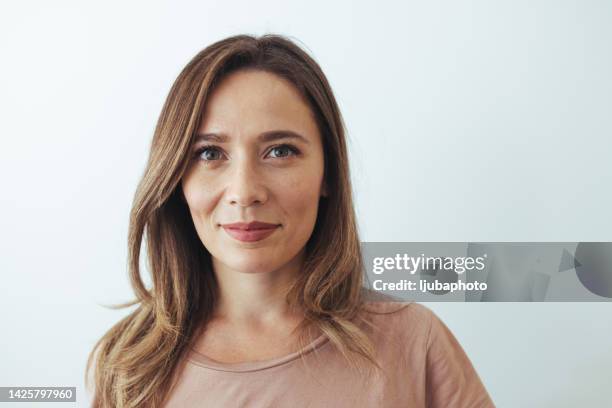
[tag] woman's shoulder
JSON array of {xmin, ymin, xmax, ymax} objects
[
  {"xmin": 361, "ymin": 300, "xmax": 431, "ymax": 321},
  {"xmin": 357, "ymin": 290, "xmax": 437, "ymax": 346},
  {"xmin": 356, "ymin": 291, "xmax": 495, "ymax": 406},
  {"xmin": 360, "ymin": 290, "xmax": 435, "ymax": 325}
]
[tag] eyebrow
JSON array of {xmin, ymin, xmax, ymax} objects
[{"xmin": 194, "ymin": 130, "xmax": 311, "ymax": 145}]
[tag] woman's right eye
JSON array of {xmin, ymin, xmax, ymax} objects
[{"xmin": 194, "ymin": 145, "xmax": 223, "ymax": 161}]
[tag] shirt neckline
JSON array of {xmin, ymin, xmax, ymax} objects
[{"xmin": 187, "ymin": 332, "xmax": 330, "ymax": 373}]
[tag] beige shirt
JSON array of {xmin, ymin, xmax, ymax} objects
[{"xmin": 163, "ymin": 301, "xmax": 495, "ymax": 407}]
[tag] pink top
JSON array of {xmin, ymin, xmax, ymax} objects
[{"xmin": 163, "ymin": 301, "xmax": 495, "ymax": 407}]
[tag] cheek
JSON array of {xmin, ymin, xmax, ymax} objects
[
  {"xmin": 277, "ymin": 170, "xmax": 322, "ymax": 222},
  {"xmin": 184, "ymin": 184, "xmax": 209, "ymax": 211},
  {"xmin": 182, "ymin": 179, "xmax": 217, "ymax": 230}
]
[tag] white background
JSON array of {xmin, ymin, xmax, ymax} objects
[{"xmin": 1, "ymin": 1, "xmax": 611, "ymax": 407}]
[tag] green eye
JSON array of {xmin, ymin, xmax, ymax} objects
[
  {"xmin": 195, "ymin": 146, "xmax": 223, "ymax": 161},
  {"xmin": 268, "ymin": 144, "xmax": 300, "ymax": 159}
]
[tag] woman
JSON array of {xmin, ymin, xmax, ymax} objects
[{"xmin": 86, "ymin": 34, "xmax": 494, "ymax": 407}]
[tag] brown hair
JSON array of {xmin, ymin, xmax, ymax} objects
[{"xmin": 86, "ymin": 33, "xmax": 395, "ymax": 408}]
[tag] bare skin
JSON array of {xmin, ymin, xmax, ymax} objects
[{"xmin": 181, "ymin": 69, "xmax": 327, "ymax": 363}]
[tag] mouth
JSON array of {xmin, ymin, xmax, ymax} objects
[{"xmin": 221, "ymin": 221, "xmax": 281, "ymax": 243}]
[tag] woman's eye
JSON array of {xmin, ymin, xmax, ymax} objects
[
  {"xmin": 195, "ymin": 146, "xmax": 223, "ymax": 161},
  {"xmin": 267, "ymin": 144, "xmax": 299, "ymax": 159}
]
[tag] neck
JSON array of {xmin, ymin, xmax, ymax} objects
[{"xmin": 211, "ymin": 249, "xmax": 306, "ymax": 326}]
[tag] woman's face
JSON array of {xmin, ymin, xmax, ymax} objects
[{"xmin": 181, "ymin": 69, "xmax": 327, "ymax": 275}]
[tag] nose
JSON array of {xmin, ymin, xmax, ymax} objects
[{"xmin": 225, "ymin": 159, "xmax": 268, "ymax": 207}]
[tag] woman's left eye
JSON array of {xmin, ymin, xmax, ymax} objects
[{"xmin": 267, "ymin": 144, "xmax": 300, "ymax": 159}]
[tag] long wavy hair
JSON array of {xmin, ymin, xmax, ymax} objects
[{"xmin": 86, "ymin": 33, "xmax": 392, "ymax": 408}]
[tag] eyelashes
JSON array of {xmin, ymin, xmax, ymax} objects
[
  {"xmin": 193, "ymin": 144, "xmax": 223, "ymax": 161},
  {"xmin": 192, "ymin": 143, "xmax": 301, "ymax": 162}
]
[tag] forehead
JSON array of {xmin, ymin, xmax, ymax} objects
[{"xmin": 197, "ymin": 69, "xmax": 319, "ymax": 139}]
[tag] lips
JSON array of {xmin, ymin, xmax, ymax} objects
[
  {"xmin": 221, "ymin": 221, "xmax": 280, "ymax": 242},
  {"xmin": 223, "ymin": 221, "xmax": 279, "ymax": 230}
]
